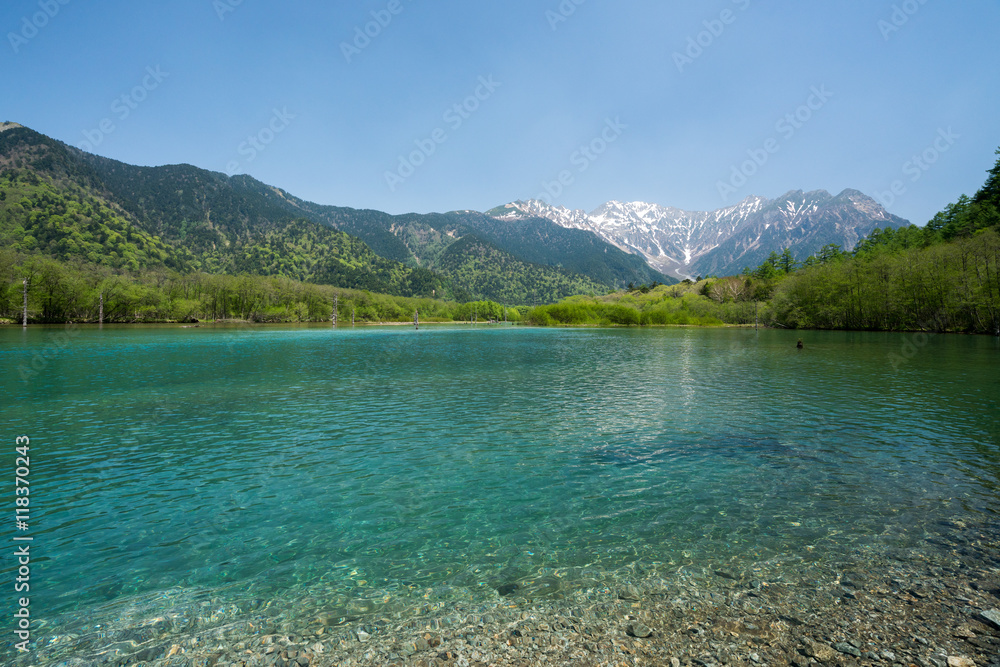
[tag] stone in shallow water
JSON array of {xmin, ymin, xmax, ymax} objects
[
  {"xmin": 627, "ymin": 623, "xmax": 653, "ymax": 638},
  {"xmin": 802, "ymin": 638, "xmax": 837, "ymax": 661},
  {"xmin": 496, "ymin": 582, "xmax": 519, "ymax": 597},
  {"xmin": 947, "ymin": 658, "xmax": 975, "ymax": 667},
  {"xmin": 980, "ymin": 609, "xmax": 1000, "ymax": 629},
  {"xmin": 834, "ymin": 642, "xmax": 862, "ymax": 658},
  {"xmin": 619, "ymin": 585, "xmax": 640, "ymax": 601}
]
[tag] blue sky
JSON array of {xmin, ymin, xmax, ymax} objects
[{"xmin": 3, "ymin": 0, "xmax": 998, "ymax": 225}]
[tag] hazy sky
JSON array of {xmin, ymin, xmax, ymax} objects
[{"xmin": 4, "ymin": 1, "xmax": 998, "ymax": 224}]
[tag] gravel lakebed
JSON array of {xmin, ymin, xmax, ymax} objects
[{"xmin": 15, "ymin": 518, "xmax": 1000, "ymax": 667}]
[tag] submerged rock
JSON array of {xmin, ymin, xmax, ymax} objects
[
  {"xmin": 496, "ymin": 583, "xmax": 519, "ymax": 597},
  {"xmin": 627, "ymin": 623, "xmax": 653, "ymax": 638},
  {"xmin": 980, "ymin": 609, "xmax": 1000, "ymax": 629}
]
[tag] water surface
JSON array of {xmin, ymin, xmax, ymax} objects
[{"xmin": 2, "ymin": 324, "xmax": 998, "ymax": 656}]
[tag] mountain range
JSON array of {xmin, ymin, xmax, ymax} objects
[
  {"xmin": 1, "ymin": 122, "xmax": 909, "ymax": 302},
  {"xmin": 489, "ymin": 192, "xmax": 909, "ymax": 280},
  {"xmin": 0, "ymin": 124, "xmax": 665, "ymax": 303}
]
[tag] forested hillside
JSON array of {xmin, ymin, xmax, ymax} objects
[
  {"xmin": 436, "ymin": 236, "xmax": 609, "ymax": 305},
  {"xmin": 1, "ymin": 125, "xmax": 622, "ymax": 312},
  {"xmin": 760, "ymin": 148, "xmax": 1000, "ymax": 333}
]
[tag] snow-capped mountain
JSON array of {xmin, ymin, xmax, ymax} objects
[{"xmin": 490, "ymin": 190, "xmax": 909, "ymax": 280}]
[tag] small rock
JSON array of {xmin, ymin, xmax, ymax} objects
[
  {"xmin": 966, "ymin": 637, "xmax": 997, "ymax": 650},
  {"xmin": 496, "ymin": 583, "xmax": 519, "ymax": 597},
  {"xmin": 356, "ymin": 630, "xmax": 370, "ymax": 643},
  {"xmin": 750, "ymin": 652, "xmax": 762, "ymax": 663},
  {"xmin": 802, "ymin": 638, "xmax": 837, "ymax": 661},
  {"xmin": 947, "ymin": 657, "xmax": 975, "ymax": 667},
  {"xmin": 619, "ymin": 585, "xmax": 640, "ymax": 601},
  {"xmin": 979, "ymin": 610, "xmax": 1000, "ymax": 629},
  {"xmin": 672, "ymin": 658, "xmax": 681, "ymax": 667},
  {"xmin": 627, "ymin": 623, "xmax": 653, "ymax": 638},
  {"xmin": 953, "ymin": 625, "xmax": 976, "ymax": 639},
  {"xmin": 834, "ymin": 642, "xmax": 862, "ymax": 658}
]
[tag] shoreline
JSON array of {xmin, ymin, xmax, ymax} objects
[
  {"xmin": 3, "ymin": 320, "xmax": 997, "ymax": 336},
  {"xmin": 12, "ymin": 519, "xmax": 1000, "ymax": 667}
]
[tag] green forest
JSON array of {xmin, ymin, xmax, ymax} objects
[{"xmin": 0, "ymin": 250, "xmax": 522, "ymax": 325}]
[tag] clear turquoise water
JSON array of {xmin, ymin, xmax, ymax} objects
[{"xmin": 2, "ymin": 324, "xmax": 999, "ymax": 654}]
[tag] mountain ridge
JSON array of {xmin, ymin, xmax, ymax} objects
[
  {"xmin": 0, "ymin": 125, "xmax": 643, "ymax": 303},
  {"xmin": 492, "ymin": 189, "xmax": 909, "ymax": 279}
]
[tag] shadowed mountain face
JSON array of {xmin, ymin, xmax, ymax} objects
[{"xmin": 493, "ymin": 191, "xmax": 910, "ymax": 279}]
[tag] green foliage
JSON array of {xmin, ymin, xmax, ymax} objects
[
  {"xmin": 768, "ymin": 229, "xmax": 1000, "ymax": 333},
  {"xmin": 0, "ymin": 168, "xmax": 187, "ymax": 270},
  {"xmin": 525, "ymin": 287, "xmax": 726, "ymax": 327},
  {"xmin": 974, "ymin": 146, "xmax": 1000, "ymax": 209},
  {"xmin": 435, "ymin": 236, "xmax": 607, "ymax": 304},
  {"xmin": 0, "ymin": 248, "xmax": 516, "ymax": 324},
  {"xmin": 451, "ymin": 300, "xmax": 520, "ymax": 322}
]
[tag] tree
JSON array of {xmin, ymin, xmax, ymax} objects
[
  {"xmin": 778, "ymin": 247, "xmax": 797, "ymax": 274},
  {"xmin": 974, "ymin": 146, "xmax": 1000, "ymax": 209}
]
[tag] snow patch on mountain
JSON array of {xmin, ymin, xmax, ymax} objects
[{"xmin": 493, "ymin": 190, "xmax": 909, "ymax": 280}]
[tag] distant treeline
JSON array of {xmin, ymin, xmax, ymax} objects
[
  {"xmin": 525, "ymin": 228, "xmax": 999, "ymax": 334},
  {"xmin": 0, "ymin": 251, "xmax": 521, "ymax": 324},
  {"xmin": 525, "ymin": 289, "xmax": 734, "ymax": 327}
]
